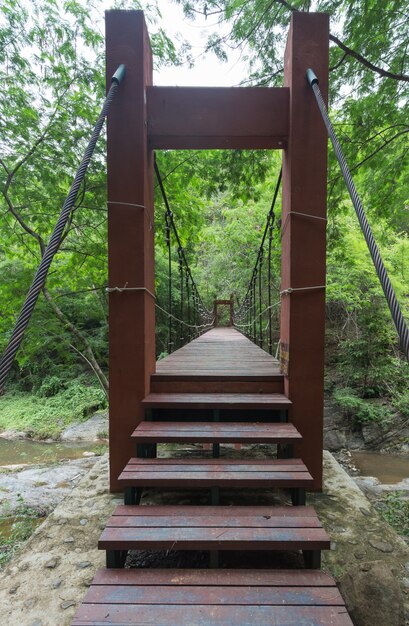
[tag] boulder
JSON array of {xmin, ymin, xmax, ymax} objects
[
  {"xmin": 324, "ymin": 428, "xmax": 347, "ymax": 451},
  {"xmin": 60, "ymin": 412, "xmax": 108, "ymax": 442},
  {"xmin": 339, "ymin": 560, "xmax": 404, "ymax": 626}
]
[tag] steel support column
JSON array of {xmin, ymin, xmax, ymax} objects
[
  {"xmin": 106, "ymin": 10, "xmax": 155, "ymax": 491},
  {"xmin": 280, "ymin": 12, "xmax": 329, "ymax": 490}
]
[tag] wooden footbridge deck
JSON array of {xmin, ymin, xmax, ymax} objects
[{"xmin": 73, "ymin": 328, "xmax": 352, "ymax": 625}]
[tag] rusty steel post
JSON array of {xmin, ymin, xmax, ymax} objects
[
  {"xmin": 106, "ymin": 10, "xmax": 155, "ymax": 491},
  {"xmin": 280, "ymin": 12, "xmax": 329, "ymax": 490}
]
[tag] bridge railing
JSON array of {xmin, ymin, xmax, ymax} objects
[
  {"xmin": 233, "ymin": 169, "xmax": 282, "ymax": 356},
  {"xmin": 154, "ymin": 158, "xmax": 213, "ymax": 355}
]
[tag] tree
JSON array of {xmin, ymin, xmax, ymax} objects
[{"xmin": 0, "ymin": 0, "xmax": 183, "ymax": 392}]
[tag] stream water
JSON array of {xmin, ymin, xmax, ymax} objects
[
  {"xmin": 351, "ymin": 451, "xmax": 409, "ymax": 484},
  {"xmin": 0, "ymin": 438, "xmax": 98, "ymax": 466}
]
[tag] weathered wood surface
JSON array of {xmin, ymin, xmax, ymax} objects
[
  {"xmin": 73, "ymin": 604, "xmax": 352, "ymax": 625},
  {"xmin": 118, "ymin": 457, "xmax": 313, "ymax": 487},
  {"xmin": 72, "ymin": 568, "xmax": 352, "ymax": 626},
  {"xmin": 111, "ymin": 504, "xmax": 316, "ymax": 517},
  {"xmin": 131, "ymin": 421, "xmax": 302, "ymax": 443},
  {"xmin": 155, "ymin": 328, "xmax": 282, "ymax": 377},
  {"xmin": 142, "ymin": 392, "xmax": 291, "ymax": 409},
  {"xmin": 99, "ymin": 505, "xmax": 330, "ymax": 551}
]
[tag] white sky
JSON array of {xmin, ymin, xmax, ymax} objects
[
  {"xmin": 101, "ymin": 0, "xmax": 250, "ymax": 86},
  {"xmin": 153, "ymin": 0, "xmax": 249, "ymax": 86}
]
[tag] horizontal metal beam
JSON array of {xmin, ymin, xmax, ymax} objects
[{"xmin": 147, "ymin": 87, "xmax": 289, "ymax": 150}]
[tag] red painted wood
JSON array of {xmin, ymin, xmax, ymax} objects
[
  {"xmin": 72, "ymin": 604, "xmax": 353, "ymax": 626},
  {"xmin": 142, "ymin": 392, "xmax": 291, "ymax": 409},
  {"xmin": 118, "ymin": 471, "xmax": 313, "ymax": 487},
  {"xmin": 112, "ymin": 504, "xmax": 316, "ymax": 517},
  {"xmin": 125, "ymin": 458, "xmax": 305, "ymax": 467},
  {"xmin": 147, "ymin": 87, "xmax": 289, "ymax": 150},
  {"xmin": 91, "ymin": 567, "xmax": 336, "ymax": 586},
  {"xmin": 280, "ymin": 12, "xmax": 329, "ymax": 490},
  {"xmin": 83, "ymin": 584, "xmax": 344, "ymax": 605},
  {"xmin": 106, "ymin": 10, "xmax": 155, "ymax": 492},
  {"xmin": 106, "ymin": 515, "xmax": 322, "ymax": 528},
  {"xmin": 98, "ymin": 526, "xmax": 330, "ymax": 550},
  {"xmin": 131, "ymin": 421, "xmax": 302, "ymax": 443}
]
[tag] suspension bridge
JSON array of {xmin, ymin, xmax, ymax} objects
[{"xmin": 1, "ymin": 7, "xmax": 408, "ymax": 626}]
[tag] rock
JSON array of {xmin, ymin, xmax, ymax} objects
[
  {"xmin": 339, "ymin": 560, "xmax": 404, "ymax": 626},
  {"xmin": 0, "ymin": 457, "xmax": 97, "ymax": 513},
  {"xmin": 82, "ymin": 451, "xmax": 96, "ymax": 457},
  {"xmin": 79, "ymin": 518, "xmax": 88, "ymax": 525},
  {"xmin": 60, "ymin": 600, "xmax": 76, "ymax": 609},
  {"xmin": 77, "ymin": 561, "xmax": 91, "ymax": 569},
  {"xmin": 369, "ymin": 538, "xmax": 394, "ymax": 553},
  {"xmin": 28, "ymin": 620, "xmax": 43, "ymax": 626},
  {"xmin": 60, "ymin": 411, "xmax": 108, "ymax": 442},
  {"xmin": 52, "ymin": 578, "xmax": 62, "ymax": 589},
  {"xmin": 324, "ymin": 428, "xmax": 346, "ymax": 451},
  {"xmin": 44, "ymin": 557, "xmax": 59, "ymax": 569},
  {"xmin": 354, "ymin": 476, "xmax": 383, "ymax": 496},
  {"xmin": 361, "ymin": 422, "xmax": 386, "ymax": 445},
  {"xmin": 0, "ymin": 430, "xmax": 28, "ymax": 440}
]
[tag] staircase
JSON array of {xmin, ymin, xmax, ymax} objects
[{"xmin": 72, "ymin": 330, "xmax": 352, "ymax": 625}]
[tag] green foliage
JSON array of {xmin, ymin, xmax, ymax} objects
[
  {"xmin": 0, "ymin": 0, "xmax": 408, "ymax": 442},
  {"xmin": 0, "ymin": 495, "xmax": 45, "ymax": 568},
  {"xmin": 333, "ymin": 387, "xmax": 392, "ymax": 425},
  {"xmin": 0, "ymin": 379, "xmax": 106, "ymax": 438},
  {"xmin": 376, "ymin": 491, "xmax": 409, "ymax": 538}
]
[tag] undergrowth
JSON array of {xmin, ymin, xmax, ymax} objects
[
  {"xmin": 0, "ymin": 377, "xmax": 106, "ymax": 438},
  {"xmin": 0, "ymin": 495, "xmax": 45, "ymax": 568},
  {"xmin": 376, "ymin": 491, "xmax": 409, "ymax": 538}
]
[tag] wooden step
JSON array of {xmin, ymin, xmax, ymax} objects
[
  {"xmin": 72, "ymin": 568, "xmax": 352, "ymax": 626},
  {"xmin": 150, "ymin": 374, "xmax": 284, "ymax": 394},
  {"xmin": 118, "ymin": 458, "xmax": 313, "ymax": 488},
  {"xmin": 142, "ymin": 392, "xmax": 291, "ymax": 410},
  {"xmin": 131, "ymin": 421, "xmax": 302, "ymax": 444},
  {"xmin": 99, "ymin": 504, "xmax": 330, "ymax": 558}
]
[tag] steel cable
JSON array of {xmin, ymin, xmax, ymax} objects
[
  {"xmin": 0, "ymin": 65, "xmax": 126, "ymax": 394},
  {"xmin": 307, "ymin": 68, "xmax": 409, "ymax": 360}
]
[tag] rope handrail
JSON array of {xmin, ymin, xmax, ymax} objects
[
  {"xmin": 0, "ymin": 64, "xmax": 126, "ymax": 394},
  {"xmin": 307, "ymin": 67, "xmax": 409, "ymax": 360}
]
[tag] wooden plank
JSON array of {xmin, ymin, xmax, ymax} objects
[
  {"xmin": 91, "ymin": 567, "xmax": 336, "ymax": 586},
  {"xmin": 131, "ymin": 421, "xmax": 301, "ymax": 443},
  {"xmin": 147, "ymin": 86, "xmax": 289, "ymax": 150},
  {"xmin": 117, "ymin": 470, "xmax": 313, "ymax": 487},
  {"xmin": 72, "ymin": 604, "xmax": 353, "ymax": 625},
  {"xmin": 98, "ymin": 526, "xmax": 331, "ymax": 550},
  {"xmin": 83, "ymin": 584, "xmax": 344, "ymax": 605},
  {"xmin": 125, "ymin": 458, "xmax": 306, "ymax": 468},
  {"xmin": 142, "ymin": 392, "xmax": 291, "ymax": 409},
  {"xmin": 111, "ymin": 505, "xmax": 316, "ymax": 517},
  {"xmin": 106, "ymin": 515, "xmax": 322, "ymax": 528}
]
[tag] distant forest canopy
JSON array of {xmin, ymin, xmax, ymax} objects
[{"xmin": 0, "ymin": 0, "xmax": 408, "ymax": 428}]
